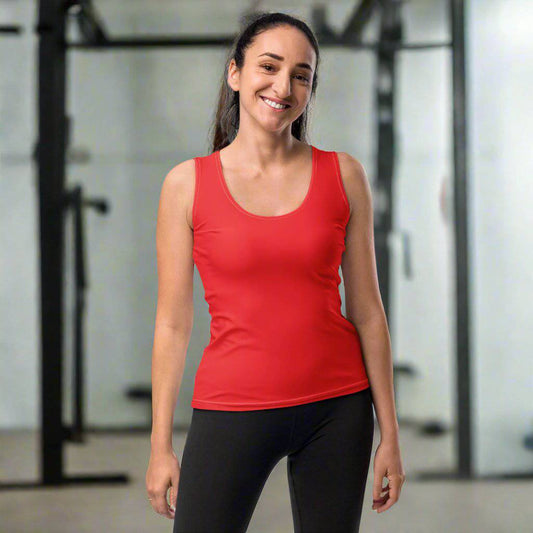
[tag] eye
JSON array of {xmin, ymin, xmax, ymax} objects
[{"xmin": 261, "ymin": 64, "xmax": 310, "ymax": 83}]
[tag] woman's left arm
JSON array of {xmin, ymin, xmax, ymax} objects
[{"xmin": 336, "ymin": 151, "xmax": 406, "ymax": 514}]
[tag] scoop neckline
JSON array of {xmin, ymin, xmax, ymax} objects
[{"xmin": 215, "ymin": 145, "xmax": 317, "ymax": 220}]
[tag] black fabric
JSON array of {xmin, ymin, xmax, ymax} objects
[{"xmin": 173, "ymin": 387, "xmax": 374, "ymax": 533}]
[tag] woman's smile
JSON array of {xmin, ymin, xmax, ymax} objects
[{"xmin": 260, "ymin": 96, "xmax": 291, "ymax": 112}]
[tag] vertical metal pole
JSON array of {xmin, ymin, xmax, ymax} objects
[
  {"xmin": 37, "ymin": 0, "xmax": 67, "ymax": 484},
  {"xmin": 73, "ymin": 188, "xmax": 86, "ymax": 441},
  {"xmin": 450, "ymin": 0, "xmax": 473, "ymax": 477},
  {"xmin": 374, "ymin": 0, "xmax": 402, "ymax": 324}
]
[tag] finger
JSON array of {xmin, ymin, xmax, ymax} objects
[
  {"xmin": 165, "ymin": 489, "xmax": 175, "ymax": 518},
  {"xmin": 375, "ymin": 476, "xmax": 400, "ymax": 513},
  {"xmin": 372, "ymin": 470, "xmax": 387, "ymax": 501},
  {"xmin": 170, "ymin": 475, "xmax": 180, "ymax": 508},
  {"xmin": 372, "ymin": 485, "xmax": 390, "ymax": 509},
  {"xmin": 167, "ymin": 484, "xmax": 177, "ymax": 515},
  {"xmin": 372, "ymin": 485, "xmax": 390, "ymax": 501},
  {"xmin": 154, "ymin": 492, "xmax": 174, "ymax": 519}
]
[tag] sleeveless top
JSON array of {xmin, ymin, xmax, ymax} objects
[{"xmin": 190, "ymin": 145, "xmax": 370, "ymax": 411}]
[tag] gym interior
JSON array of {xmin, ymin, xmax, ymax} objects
[{"xmin": 1, "ymin": 1, "xmax": 532, "ymax": 532}]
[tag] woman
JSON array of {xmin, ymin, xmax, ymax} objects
[{"xmin": 146, "ymin": 11, "xmax": 405, "ymax": 533}]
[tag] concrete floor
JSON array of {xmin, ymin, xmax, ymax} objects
[{"xmin": 0, "ymin": 424, "xmax": 530, "ymax": 533}]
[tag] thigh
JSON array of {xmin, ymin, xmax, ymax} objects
[
  {"xmin": 173, "ymin": 407, "xmax": 291, "ymax": 533},
  {"xmin": 286, "ymin": 388, "xmax": 375, "ymax": 533}
]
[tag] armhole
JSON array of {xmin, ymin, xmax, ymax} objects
[
  {"xmin": 192, "ymin": 157, "xmax": 201, "ymax": 231},
  {"xmin": 332, "ymin": 151, "xmax": 351, "ymax": 224}
]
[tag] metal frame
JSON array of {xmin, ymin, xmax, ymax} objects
[{"xmin": 4, "ymin": 0, "xmax": 526, "ymax": 491}]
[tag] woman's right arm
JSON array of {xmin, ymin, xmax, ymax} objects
[{"xmin": 146, "ymin": 158, "xmax": 196, "ymax": 519}]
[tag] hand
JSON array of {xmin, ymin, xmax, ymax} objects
[
  {"xmin": 146, "ymin": 448, "xmax": 181, "ymax": 519},
  {"xmin": 371, "ymin": 439, "xmax": 406, "ymax": 513}
]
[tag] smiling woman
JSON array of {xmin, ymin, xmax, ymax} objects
[
  {"xmin": 221, "ymin": 23, "xmax": 318, "ymax": 139},
  {"xmin": 147, "ymin": 10, "xmax": 405, "ymax": 533},
  {"xmin": 209, "ymin": 15, "xmax": 320, "ymax": 150}
]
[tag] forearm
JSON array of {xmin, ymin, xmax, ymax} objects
[
  {"xmin": 150, "ymin": 322, "xmax": 191, "ymax": 452},
  {"xmin": 354, "ymin": 314, "xmax": 400, "ymax": 442}
]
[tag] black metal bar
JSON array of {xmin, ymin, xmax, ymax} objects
[
  {"xmin": 66, "ymin": 36, "xmax": 451, "ymax": 51},
  {"xmin": 73, "ymin": 186, "xmax": 87, "ymax": 442},
  {"xmin": 37, "ymin": 0, "xmax": 68, "ymax": 486},
  {"xmin": 0, "ymin": 0, "xmax": 129, "ymax": 491},
  {"xmin": 410, "ymin": 0, "xmax": 477, "ymax": 483},
  {"xmin": 373, "ymin": 0, "xmax": 402, "ymax": 414},
  {"xmin": 59, "ymin": 184, "xmax": 108, "ymax": 444},
  {"xmin": 450, "ymin": 0, "xmax": 472, "ymax": 479},
  {"xmin": 0, "ymin": 25, "xmax": 23, "ymax": 34},
  {"xmin": 341, "ymin": 0, "xmax": 379, "ymax": 42}
]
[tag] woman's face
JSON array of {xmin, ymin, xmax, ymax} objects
[{"xmin": 228, "ymin": 25, "xmax": 316, "ymax": 133}]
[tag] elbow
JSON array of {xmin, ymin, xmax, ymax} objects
[{"xmin": 348, "ymin": 308, "xmax": 387, "ymax": 328}]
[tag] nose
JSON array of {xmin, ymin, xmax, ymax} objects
[{"xmin": 272, "ymin": 72, "xmax": 291, "ymax": 100}]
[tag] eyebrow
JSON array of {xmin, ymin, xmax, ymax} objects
[{"xmin": 257, "ymin": 52, "xmax": 313, "ymax": 72}]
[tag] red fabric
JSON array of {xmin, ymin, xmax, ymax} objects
[{"xmin": 190, "ymin": 145, "xmax": 370, "ymax": 411}]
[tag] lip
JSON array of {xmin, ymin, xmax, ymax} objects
[{"xmin": 260, "ymin": 96, "xmax": 292, "ymax": 111}]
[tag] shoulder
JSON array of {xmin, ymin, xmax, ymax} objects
[
  {"xmin": 334, "ymin": 151, "xmax": 372, "ymax": 218},
  {"xmin": 160, "ymin": 158, "xmax": 197, "ymax": 230},
  {"xmin": 163, "ymin": 157, "xmax": 196, "ymax": 189}
]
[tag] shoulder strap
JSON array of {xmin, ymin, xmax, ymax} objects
[
  {"xmin": 331, "ymin": 151, "xmax": 351, "ymax": 221},
  {"xmin": 309, "ymin": 148, "xmax": 350, "ymax": 224},
  {"xmin": 192, "ymin": 151, "xmax": 230, "ymax": 231}
]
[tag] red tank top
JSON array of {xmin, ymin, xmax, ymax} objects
[{"xmin": 190, "ymin": 145, "xmax": 370, "ymax": 411}]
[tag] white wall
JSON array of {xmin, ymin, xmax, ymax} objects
[
  {"xmin": 1, "ymin": 0, "xmax": 530, "ymax": 476},
  {"xmin": 1, "ymin": 0, "xmax": 40, "ymax": 428},
  {"xmin": 467, "ymin": 0, "xmax": 533, "ymax": 475}
]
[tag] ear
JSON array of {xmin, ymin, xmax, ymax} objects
[{"xmin": 227, "ymin": 59, "xmax": 240, "ymax": 92}]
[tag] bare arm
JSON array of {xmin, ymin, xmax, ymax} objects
[
  {"xmin": 337, "ymin": 152, "xmax": 399, "ymax": 443},
  {"xmin": 150, "ymin": 158, "xmax": 196, "ymax": 453}
]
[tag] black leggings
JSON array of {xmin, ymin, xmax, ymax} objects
[{"xmin": 173, "ymin": 387, "xmax": 374, "ymax": 533}]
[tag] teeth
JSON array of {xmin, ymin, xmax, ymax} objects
[{"xmin": 263, "ymin": 97, "xmax": 288, "ymax": 109}]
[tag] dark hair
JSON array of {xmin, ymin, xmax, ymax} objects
[{"xmin": 208, "ymin": 11, "xmax": 320, "ymax": 153}]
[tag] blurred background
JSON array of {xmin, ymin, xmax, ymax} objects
[{"xmin": 0, "ymin": 0, "xmax": 532, "ymax": 531}]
